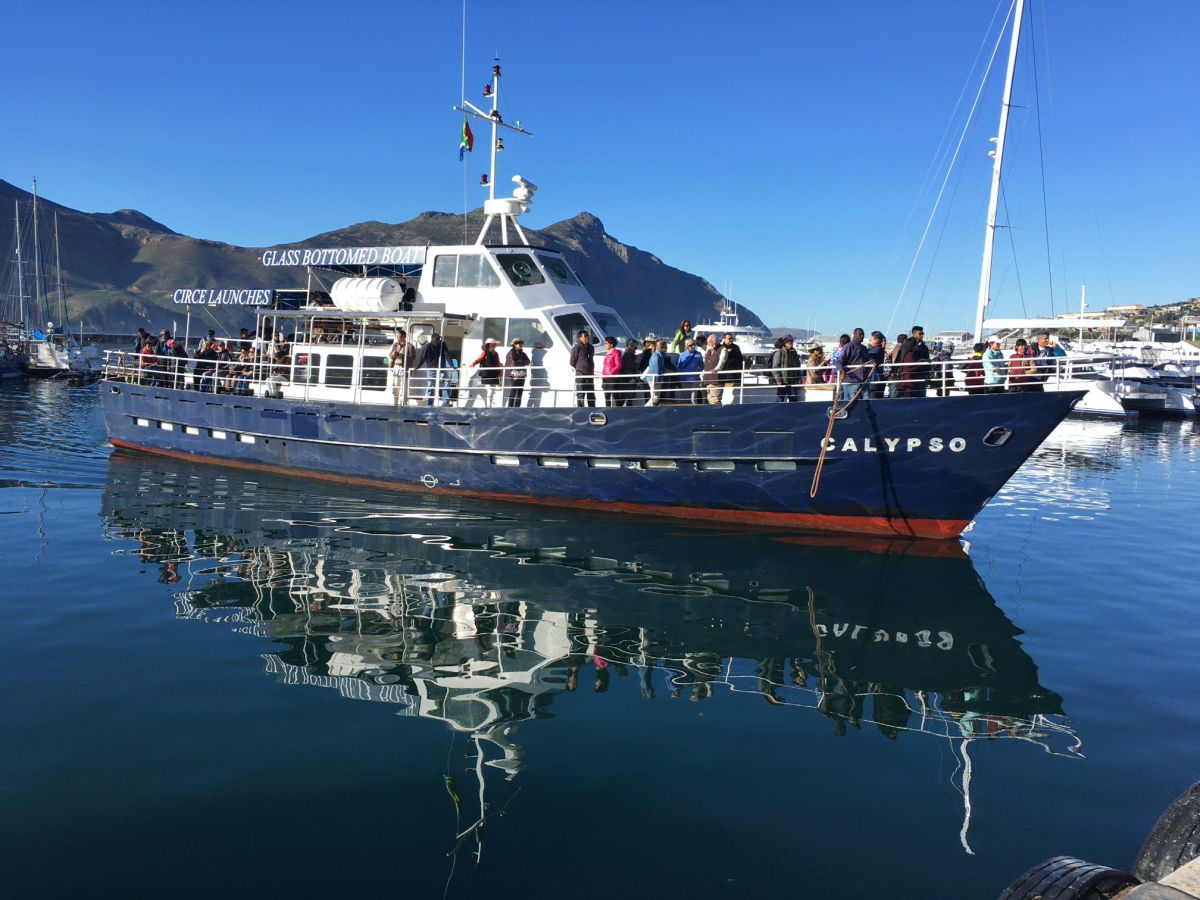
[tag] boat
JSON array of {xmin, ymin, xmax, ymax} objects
[
  {"xmin": 98, "ymin": 44, "xmax": 1086, "ymax": 540},
  {"xmin": 692, "ymin": 296, "xmax": 777, "ymax": 358},
  {"xmin": 3, "ymin": 181, "xmax": 103, "ymax": 380}
]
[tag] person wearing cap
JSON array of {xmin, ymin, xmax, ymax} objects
[
  {"xmin": 569, "ymin": 329, "xmax": 596, "ymax": 408},
  {"xmin": 770, "ymin": 334, "xmax": 802, "ymax": 402},
  {"xmin": 469, "ymin": 337, "xmax": 502, "ymax": 407},
  {"xmin": 983, "ymin": 336, "xmax": 1007, "ymax": 392},
  {"xmin": 503, "ymin": 337, "xmax": 530, "ymax": 407},
  {"xmin": 676, "ymin": 336, "xmax": 705, "ymax": 404},
  {"xmin": 415, "ymin": 332, "xmax": 452, "ymax": 406}
]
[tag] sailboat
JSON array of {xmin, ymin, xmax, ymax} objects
[{"xmin": 4, "ymin": 180, "xmax": 102, "ymax": 380}]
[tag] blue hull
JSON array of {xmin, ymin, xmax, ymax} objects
[{"xmin": 100, "ymin": 382, "xmax": 1082, "ymax": 538}]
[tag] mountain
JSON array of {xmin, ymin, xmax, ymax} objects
[{"xmin": 0, "ymin": 180, "xmax": 760, "ymax": 337}]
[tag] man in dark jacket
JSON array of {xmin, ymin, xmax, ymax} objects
[
  {"xmin": 895, "ymin": 325, "xmax": 931, "ymax": 398},
  {"xmin": 701, "ymin": 334, "xmax": 723, "ymax": 404},
  {"xmin": 770, "ymin": 335, "xmax": 802, "ymax": 402},
  {"xmin": 717, "ymin": 332, "xmax": 743, "ymax": 388},
  {"xmin": 568, "ymin": 329, "xmax": 596, "ymax": 407},
  {"xmin": 835, "ymin": 327, "xmax": 872, "ymax": 405},
  {"xmin": 416, "ymin": 333, "xmax": 452, "ymax": 406}
]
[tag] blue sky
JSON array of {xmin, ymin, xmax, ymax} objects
[{"xmin": 3, "ymin": 0, "xmax": 1197, "ymax": 332}]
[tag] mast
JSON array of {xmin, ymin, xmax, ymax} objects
[
  {"xmin": 31, "ymin": 178, "xmax": 46, "ymax": 327},
  {"xmin": 973, "ymin": 0, "xmax": 1026, "ymax": 344},
  {"xmin": 14, "ymin": 201, "xmax": 27, "ymax": 331},
  {"xmin": 455, "ymin": 61, "xmax": 535, "ymax": 246},
  {"xmin": 54, "ymin": 212, "xmax": 68, "ymax": 330}
]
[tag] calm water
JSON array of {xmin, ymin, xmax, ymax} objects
[{"xmin": 1, "ymin": 381, "xmax": 1197, "ymax": 899}]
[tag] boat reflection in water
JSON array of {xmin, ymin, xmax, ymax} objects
[{"xmin": 100, "ymin": 452, "xmax": 1077, "ymax": 860}]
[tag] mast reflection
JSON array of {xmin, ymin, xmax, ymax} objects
[{"xmin": 101, "ymin": 453, "xmax": 1078, "ymax": 859}]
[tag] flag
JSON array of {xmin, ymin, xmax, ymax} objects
[{"xmin": 459, "ymin": 118, "xmax": 474, "ymax": 161}]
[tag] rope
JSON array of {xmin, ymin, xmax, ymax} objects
[{"xmin": 809, "ymin": 362, "xmax": 877, "ymax": 499}]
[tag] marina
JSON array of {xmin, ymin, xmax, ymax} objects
[{"xmin": 2, "ymin": 0, "xmax": 1198, "ymax": 896}]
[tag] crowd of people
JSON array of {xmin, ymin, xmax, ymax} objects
[
  {"xmin": 126, "ymin": 326, "xmax": 291, "ymax": 393},
  {"xmin": 123, "ymin": 317, "xmax": 1070, "ymax": 406}
]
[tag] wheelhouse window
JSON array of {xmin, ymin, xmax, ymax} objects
[
  {"xmin": 496, "ymin": 253, "xmax": 546, "ymax": 287},
  {"xmin": 325, "ymin": 353, "xmax": 354, "ymax": 388},
  {"xmin": 432, "ymin": 253, "xmax": 501, "ymax": 288},
  {"xmin": 361, "ymin": 356, "xmax": 389, "ymax": 390},
  {"xmin": 535, "ymin": 253, "xmax": 579, "ymax": 285}
]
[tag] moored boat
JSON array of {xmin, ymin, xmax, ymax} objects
[{"xmin": 98, "ymin": 54, "xmax": 1086, "ymax": 540}]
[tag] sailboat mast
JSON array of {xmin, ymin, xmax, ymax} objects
[
  {"xmin": 973, "ymin": 0, "xmax": 1026, "ymax": 344},
  {"xmin": 31, "ymin": 178, "xmax": 45, "ymax": 325},
  {"xmin": 54, "ymin": 212, "xmax": 68, "ymax": 329},
  {"xmin": 14, "ymin": 201, "xmax": 27, "ymax": 330}
]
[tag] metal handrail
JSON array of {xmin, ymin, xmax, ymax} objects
[{"xmin": 100, "ymin": 348, "xmax": 1117, "ymax": 406}]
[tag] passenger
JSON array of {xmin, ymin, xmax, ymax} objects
[
  {"xmin": 137, "ymin": 340, "xmax": 157, "ymax": 385},
  {"xmin": 235, "ymin": 345, "xmax": 254, "ymax": 395},
  {"xmin": 214, "ymin": 341, "xmax": 235, "ymax": 393},
  {"xmin": 469, "ymin": 337, "xmax": 502, "ymax": 407},
  {"xmin": 237, "ymin": 327, "xmax": 252, "ymax": 351},
  {"xmin": 644, "ymin": 339, "xmax": 669, "ymax": 406},
  {"xmin": 388, "ymin": 327, "xmax": 416, "ymax": 404},
  {"xmin": 716, "ymin": 332, "xmax": 743, "ymax": 401},
  {"xmin": 601, "ymin": 335, "xmax": 624, "ymax": 407},
  {"xmin": 895, "ymin": 325, "xmax": 931, "ymax": 398},
  {"xmin": 676, "ymin": 338, "xmax": 705, "ymax": 404},
  {"xmin": 269, "ymin": 331, "xmax": 291, "ymax": 377},
  {"xmin": 637, "ymin": 337, "xmax": 655, "ymax": 404},
  {"xmin": 569, "ymin": 329, "xmax": 596, "ymax": 408},
  {"xmin": 701, "ymin": 334, "xmax": 722, "ymax": 405},
  {"xmin": 885, "ymin": 332, "xmax": 907, "ymax": 397},
  {"xmin": 415, "ymin": 332, "xmax": 452, "ymax": 406},
  {"xmin": 806, "ymin": 344, "xmax": 826, "ymax": 385},
  {"xmin": 964, "ymin": 342, "xmax": 986, "ymax": 394},
  {"xmin": 983, "ymin": 336, "xmax": 1007, "ymax": 392},
  {"xmin": 194, "ymin": 338, "xmax": 218, "ymax": 392},
  {"xmin": 503, "ymin": 337, "xmax": 530, "ymax": 407},
  {"xmin": 1033, "ymin": 330, "xmax": 1066, "ymax": 386},
  {"xmin": 771, "ymin": 334, "xmax": 802, "ymax": 402},
  {"xmin": 670, "ymin": 319, "xmax": 693, "ymax": 353},
  {"xmin": 620, "ymin": 339, "xmax": 641, "ymax": 407},
  {"xmin": 169, "ymin": 337, "xmax": 190, "ymax": 389},
  {"xmin": 836, "ymin": 327, "xmax": 871, "ymax": 406},
  {"xmin": 133, "ymin": 327, "xmax": 149, "ymax": 352},
  {"xmin": 767, "ymin": 337, "xmax": 785, "ymax": 390},
  {"xmin": 1007, "ymin": 338, "xmax": 1038, "ymax": 391},
  {"xmin": 865, "ymin": 331, "xmax": 887, "ymax": 399},
  {"xmin": 826, "ymin": 334, "xmax": 849, "ymax": 383},
  {"xmin": 930, "ymin": 341, "xmax": 952, "ymax": 397}
]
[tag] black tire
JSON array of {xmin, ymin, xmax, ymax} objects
[
  {"xmin": 1134, "ymin": 781, "xmax": 1200, "ymax": 883},
  {"xmin": 1000, "ymin": 855, "xmax": 1139, "ymax": 899}
]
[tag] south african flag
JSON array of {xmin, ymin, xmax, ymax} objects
[{"xmin": 459, "ymin": 119, "xmax": 474, "ymax": 161}]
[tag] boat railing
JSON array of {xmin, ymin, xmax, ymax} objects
[{"xmin": 100, "ymin": 349, "xmax": 1115, "ymax": 407}]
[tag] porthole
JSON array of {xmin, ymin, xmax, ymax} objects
[
  {"xmin": 184, "ymin": 426, "xmax": 201, "ymax": 436},
  {"xmin": 643, "ymin": 459, "xmax": 677, "ymax": 471},
  {"xmin": 492, "ymin": 455, "xmax": 520, "ymax": 466},
  {"xmin": 135, "ymin": 418, "xmax": 150, "ymax": 427},
  {"xmin": 211, "ymin": 429, "xmax": 227, "ymax": 440},
  {"xmin": 588, "ymin": 412, "xmax": 607, "ymax": 426},
  {"xmin": 538, "ymin": 457, "xmax": 570, "ymax": 468},
  {"xmin": 587, "ymin": 458, "xmax": 621, "ymax": 469},
  {"xmin": 158, "ymin": 422, "xmax": 173, "ymax": 431},
  {"xmin": 697, "ymin": 460, "xmax": 736, "ymax": 472},
  {"xmin": 983, "ymin": 426, "xmax": 1013, "ymax": 447}
]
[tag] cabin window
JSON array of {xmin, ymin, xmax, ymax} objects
[
  {"xmin": 591, "ymin": 313, "xmax": 634, "ymax": 345},
  {"xmin": 496, "ymin": 253, "xmax": 546, "ymax": 287},
  {"xmin": 325, "ymin": 353, "xmax": 354, "ymax": 388},
  {"xmin": 432, "ymin": 253, "xmax": 500, "ymax": 288},
  {"xmin": 293, "ymin": 352, "xmax": 321, "ymax": 384},
  {"xmin": 361, "ymin": 356, "xmax": 389, "ymax": 390},
  {"xmin": 536, "ymin": 253, "xmax": 579, "ymax": 285},
  {"xmin": 508, "ymin": 318, "xmax": 554, "ymax": 349},
  {"xmin": 553, "ymin": 313, "xmax": 592, "ymax": 344}
]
